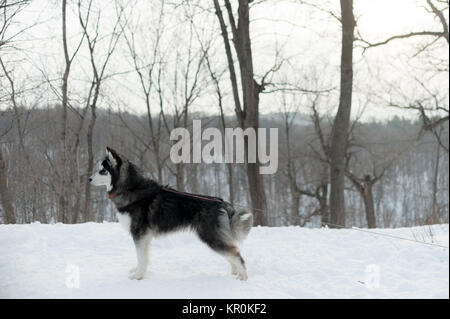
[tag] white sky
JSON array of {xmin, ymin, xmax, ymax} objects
[{"xmin": 1, "ymin": 0, "xmax": 449, "ymax": 122}]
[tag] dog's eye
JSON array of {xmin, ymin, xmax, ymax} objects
[{"xmin": 99, "ymin": 169, "xmax": 107, "ymax": 175}]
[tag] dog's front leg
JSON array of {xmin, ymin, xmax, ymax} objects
[{"xmin": 129, "ymin": 232, "xmax": 152, "ymax": 280}]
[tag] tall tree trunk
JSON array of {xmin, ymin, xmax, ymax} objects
[
  {"xmin": 329, "ymin": 0, "xmax": 355, "ymax": 228},
  {"xmin": 214, "ymin": 0, "xmax": 268, "ymax": 225},
  {"xmin": 60, "ymin": 0, "xmax": 71, "ymax": 223},
  {"xmin": 83, "ymin": 105, "xmax": 96, "ymax": 222},
  {"xmin": 363, "ymin": 182, "xmax": 376, "ymax": 228},
  {"xmin": 82, "ymin": 81, "xmax": 100, "ymax": 223},
  {"xmin": 237, "ymin": 0, "xmax": 267, "ymax": 226},
  {"xmin": 0, "ymin": 149, "xmax": 15, "ymax": 224},
  {"xmin": 285, "ymin": 120, "xmax": 300, "ymax": 225}
]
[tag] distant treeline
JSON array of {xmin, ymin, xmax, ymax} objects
[{"xmin": 0, "ymin": 106, "xmax": 448, "ymax": 227}]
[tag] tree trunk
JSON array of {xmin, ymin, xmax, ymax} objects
[
  {"xmin": 37, "ymin": 181, "xmax": 47, "ymax": 223},
  {"xmin": 318, "ymin": 184, "xmax": 329, "ymax": 224},
  {"xmin": 156, "ymin": 152, "xmax": 163, "ymax": 184},
  {"xmin": 319, "ymin": 160, "xmax": 330, "ymax": 224},
  {"xmin": 226, "ymin": 163, "xmax": 234, "ymax": 205},
  {"xmin": 83, "ymin": 105, "xmax": 96, "ymax": 222},
  {"xmin": 70, "ymin": 144, "xmax": 81, "ymax": 224},
  {"xmin": 237, "ymin": 1, "xmax": 268, "ymax": 225},
  {"xmin": 329, "ymin": 0, "xmax": 355, "ymax": 228},
  {"xmin": 60, "ymin": 0, "xmax": 71, "ymax": 223},
  {"xmin": 246, "ymin": 161, "xmax": 268, "ymax": 225},
  {"xmin": 0, "ymin": 149, "xmax": 15, "ymax": 224},
  {"xmin": 431, "ymin": 128, "xmax": 442, "ymax": 224},
  {"xmin": 290, "ymin": 188, "xmax": 300, "ymax": 225},
  {"xmin": 363, "ymin": 183, "xmax": 376, "ymax": 228},
  {"xmin": 285, "ymin": 121, "xmax": 300, "ymax": 225},
  {"xmin": 215, "ymin": 0, "xmax": 268, "ymax": 225},
  {"xmin": 176, "ymin": 162, "xmax": 185, "ymax": 192},
  {"xmin": 192, "ymin": 164, "xmax": 199, "ymax": 194}
]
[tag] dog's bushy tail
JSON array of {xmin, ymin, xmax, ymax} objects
[{"xmin": 230, "ymin": 208, "xmax": 253, "ymax": 243}]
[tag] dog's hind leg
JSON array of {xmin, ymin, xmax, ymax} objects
[
  {"xmin": 222, "ymin": 246, "xmax": 248, "ymax": 281},
  {"xmin": 129, "ymin": 232, "xmax": 152, "ymax": 280},
  {"xmin": 196, "ymin": 213, "xmax": 248, "ymax": 280},
  {"xmin": 198, "ymin": 235, "xmax": 248, "ymax": 280},
  {"xmin": 229, "ymin": 261, "xmax": 238, "ymax": 276}
]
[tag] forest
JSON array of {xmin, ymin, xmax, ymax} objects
[{"xmin": 0, "ymin": 0, "xmax": 448, "ymax": 228}]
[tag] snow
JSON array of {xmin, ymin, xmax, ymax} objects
[{"xmin": 0, "ymin": 222, "xmax": 448, "ymax": 298}]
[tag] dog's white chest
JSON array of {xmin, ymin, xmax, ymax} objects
[{"xmin": 117, "ymin": 212, "xmax": 131, "ymax": 233}]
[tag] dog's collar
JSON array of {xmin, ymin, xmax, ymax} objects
[{"xmin": 108, "ymin": 191, "xmax": 120, "ymax": 199}]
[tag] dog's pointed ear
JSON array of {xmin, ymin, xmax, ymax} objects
[{"xmin": 106, "ymin": 146, "xmax": 122, "ymax": 167}]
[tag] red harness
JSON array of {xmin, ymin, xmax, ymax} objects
[
  {"xmin": 162, "ymin": 187, "xmax": 220, "ymax": 202},
  {"xmin": 108, "ymin": 187, "xmax": 219, "ymax": 202}
]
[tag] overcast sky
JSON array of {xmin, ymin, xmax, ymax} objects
[{"xmin": 2, "ymin": 0, "xmax": 449, "ymax": 122}]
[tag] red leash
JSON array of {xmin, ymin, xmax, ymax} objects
[
  {"xmin": 162, "ymin": 187, "xmax": 220, "ymax": 202},
  {"xmin": 108, "ymin": 187, "xmax": 220, "ymax": 202}
]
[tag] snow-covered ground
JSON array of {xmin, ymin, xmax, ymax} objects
[{"xmin": 0, "ymin": 222, "xmax": 448, "ymax": 298}]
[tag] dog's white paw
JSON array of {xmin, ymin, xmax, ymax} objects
[
  {"xmin": 235, "ymin": 271, "xmax": 248, "ymax": 281},
  {"xmin": 128, "ymin": 271, "xmax": 146, "ymax": 280},
  {"xmin": 129, "ymin": 266, "xmax": 137, "ymax": 274}
]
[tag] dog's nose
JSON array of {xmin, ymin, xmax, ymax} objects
[{"xmin": 88, "ymin": 178, "xmax": 92, "ymax": 182}]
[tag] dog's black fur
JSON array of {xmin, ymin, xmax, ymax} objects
[{"xmin": 95, "ymin": 147, "xmax": 252, "ymax": 280}]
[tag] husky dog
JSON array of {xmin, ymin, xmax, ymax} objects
[{"xmin": 89, "ymin": 147, "xmax": 253, "ymax": 280}]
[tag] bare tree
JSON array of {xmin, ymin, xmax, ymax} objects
[
  {"xmin": 360, "ymin": 0, "xmax": 449, "ymax": 49},
  {"xmin": 0, "ymin": 0, "xmax": 34, "ymax": 225},
  {"xmin": 119, "ymin": 0, "xmax": 166, "ymax": 184},
  {"xmin": 360, "ymin": 0, "xmax": 449, "ymax": 153},
  {"xmin": 328, "ymin": 0, "xmax": 355, "ymax": 227},
  {"xmin": 278, "ymin": 92, "xmax": 302, "ymax": 224},
  {"xmin": 0, "ymin": 0, "xmax": 46, "ymax": 222},
  {"xmin": 430, "ymin": 126, "xmax": 444, "ymax": 224},
  {"xmin": 77, "ymin": 0, "xmax": 125, "ymax": 222},
  {"xmin": 344, "ymin": 170, "xmax": 384, "ymax": 229},
  {"xmin": 0, "ymin": 0, "xmax": 31, "ymax": 48},
  {"xmin": 186, "ymin": 4, "xmax": 236, "ymax": 205},
  {"xmin": 59, "ymin": 0, "xmax": 85, "ymax": 223},
  {"xmin": 204, "ymin": 52, "xmax": 236, "ymax": 205},
  {"xmin": 0, "ymin": 58, "xmax": 47, "ymax": 223},
  {"xmin": 276, "ymin": 89, "xmax": 332, "ymax": 226},
  {"xmin": 213, "ymin": 0, "xmax": 268, "ymax": 225}
]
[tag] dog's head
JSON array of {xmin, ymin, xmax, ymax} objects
[{"xmin": 89, "ymin": 147, "xmax": 124, "ymax": 195}]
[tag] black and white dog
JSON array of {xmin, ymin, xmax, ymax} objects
[{"xmin": 89, "ymin": 147, "xmax": 253, "ymax": 280}]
